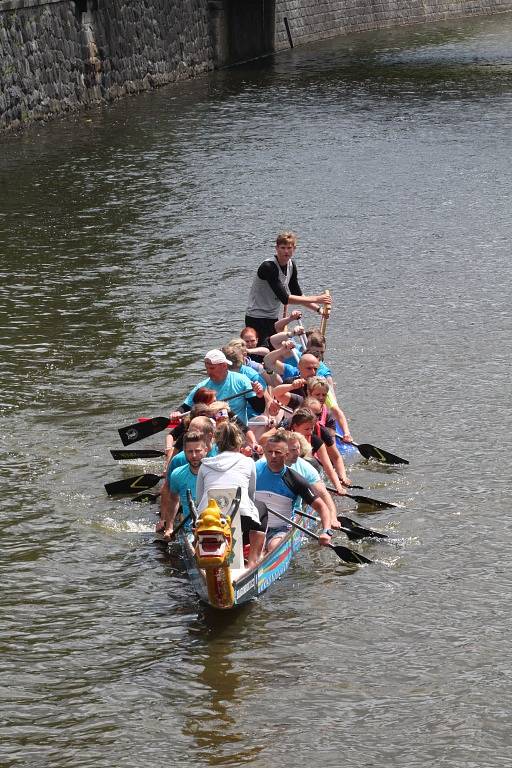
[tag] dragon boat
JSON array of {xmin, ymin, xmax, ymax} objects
[{"xmin": 174, "ymin": 487, "xmax": 317, "ymax": 610}]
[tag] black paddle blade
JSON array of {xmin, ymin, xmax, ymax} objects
[
  {"xmin": 331, "ymin": 544, "xmax": 372, "ymax": 565},
  {"xmin": 338, "ymin": 515, "xmax": 388, "ymax": 541},
  {"xmin": 104, "ymin": 473, "xmax": 162, "ymax": 495},
  {"xmin": 356, "ymin": 443, "xmax": 409, "ymax": 465},
  {"xmin": 131, "ymin": 491, "xmax": 160, "ymax": 503},
  {"xmin": 346, "ymin": 493, "xmax": 397, "ymax": 510},
  {"xmin": 118, "ymin": 417, "xmax": 170, "ymax": 446},
  {"xmin": 111, "ymin": 449, "xmax": 166, "ymax": 461}
]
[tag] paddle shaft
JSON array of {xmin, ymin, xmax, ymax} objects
[
  {"xmin": 269, "ymin": 508, "xmax": 372, "ymax": 565},
  {"xmin": 294, "ymin": 508, "xmax": 387, "ymax": 541},
  {"xmin": 118, "ymin": 389, "xmax": 256, "ymax": 445}
]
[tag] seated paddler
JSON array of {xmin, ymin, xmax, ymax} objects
[
  {"xmin": 159, "ymin": 431, "xmax": 208, "ymax": 539},
  {"xmin": 195, "ymin": 422, "xmax": 266, "ymax": 570},
  {"xmin": 255, "ymin": 433, "xmax": 333, "ymax": 554},
  {"xmin": 170, "ymin": 349, "xmax": 265, "ymax": 426}
]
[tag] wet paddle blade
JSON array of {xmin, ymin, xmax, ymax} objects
[
  {"xmin": 345, "ymin": 493, "xmax": 398, "ymax": 510},
  {"xmin": 356, "ymin": 443, "xmax": 409, "ymax": 465},
  {"xmin": 111, "ymin": 449, "xmax": 166, "ymax": 460},
  {"xmin": 327, "ymin": 487, "xmax": 398, "ymax": 510},
  {"xmin": 104, "ymin": 473, "xmax": 162, "ymax": 495},
  {"xmin": 331, "ymin": 544, "xmax": 373, "ymax": 565},
  {"xmin": 131, "ymin": 491, "xmax": 161, "ymax": 503},
  {"xmin": 118, "ymin": 417, "xmax": 170, "ymax": 446},
  {"xmin": 338, "ymin": 515, "xmax": 388, "ymax": 540}
]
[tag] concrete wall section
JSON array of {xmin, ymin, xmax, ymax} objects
[{"xmin": 274, "ymin": 0, "xmax": 512, "ymax": 50}]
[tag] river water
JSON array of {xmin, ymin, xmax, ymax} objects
[{"xmin": 1, "ymin": 12, "xmax": 512, "ymax": 767}]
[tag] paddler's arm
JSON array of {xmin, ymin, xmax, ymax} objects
[
  {"xmin": 272, "ymin": 379, "xmax": 306, "ymax": 406},
  {"xmin": 274, "ymin": 309, "xmax": 302, "ymax": 333},
  {"xmin": 315, "ymin": 443, "xmax": 344, "ymax": 496},
  {"xmin": 262, "ymin": 339, "xmax": 297, "ymax": 375},
  {"xmin": 269, "ymin": 324, "xmax": 305, "ymax": 350},
  {"xmin": 161, "ymin": 482, "xmax": 180, "ymax": 538},
  {"xmin": 312, "ymin": 481, "xmax": 340, "ymax": 528},
  {"xmin": 311, "ymin": 496, "xmax": 333, "ymax": 546},
  {"xmin": 328, "ymin": 402, "xmax": 353, "ymax": 442},
  {"xmin": 246, "ymin": 381, "xmax": 266, "ymax": 414},
  {"xmin": 259, "ymin": 262, "xmax": 332, "ymax": 313}
]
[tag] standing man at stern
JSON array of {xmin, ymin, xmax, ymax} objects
[{"xmin": 245, "ymin": 231, "xmax": 332, "ymax": 344}]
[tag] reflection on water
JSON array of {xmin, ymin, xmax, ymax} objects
[{"xmin": 2, "ymin": 11, "xmax": 512, "ymax": 768}]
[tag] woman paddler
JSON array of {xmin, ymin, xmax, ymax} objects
[
  {"xmin": 245, "ymin": 231, "xmax": 332, "ymax": 344},
  {"xmin": 195, "ymin": 421, "xmax": 267, "ymax": 569}
]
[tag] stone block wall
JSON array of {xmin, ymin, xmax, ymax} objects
[
  {"xmin": 0, "ymin": 0, "xmax": 213, "ymax": 131},
  {"xmin": 274, "ymin": 0, "xmax": 512, "ymax": 50},
  {"xmin": 2, "ymin": 0, "xmax": 512, "ymax": 132}
]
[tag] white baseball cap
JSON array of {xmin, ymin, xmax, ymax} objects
[{"xmin": 204, "ymin": 349, "xmax": 232, "ymax": 366}]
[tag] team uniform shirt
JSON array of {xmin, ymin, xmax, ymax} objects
[
  {"xmin": 183, "ymin": 370, "xmax": 256, "ymax": 424},
  {"xmin": 239, "ymin": 363, "xmax": 266, "ymax": 419},
  {"xmin": 255, "ymin": 459, "xmax": 317, "ymax": 529},
  {"xmin": 169, "ymin": 444, "xmax": 218, "ymax": 474},
  {"xmin": 289, "ymin": 457, "xmax": 321, "ymax": 511},
  {"xmin": 168, "ymin": 463, "xmax": 198, "ymax": 526},
  {"xmin": 246, "ymin": 257, "xmax": 301, "ymax": 320},
  {"xmin": 282, "ymin": 360, "xmax": 332, "ymax": 381}
]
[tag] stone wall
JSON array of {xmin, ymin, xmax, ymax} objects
[
  {"xmin": 0, "ymin": 0, "xmax": 213, "ymax": 131},
  {"xmin": 274, "ymin": 0, "xmax": 512, "ymax": 50},
  {"xmin": 2, "ymin": 0, "xmax": 512, "ymax": 132}
]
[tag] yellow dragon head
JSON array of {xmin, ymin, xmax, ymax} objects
[{"xmin": 194, "ymin": 499, "xmax": 233, "ymax": 568}]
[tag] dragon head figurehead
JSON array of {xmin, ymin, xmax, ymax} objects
[{"xmin": 194, "ymin": 499, "xmax": 233, "ymax": 569}]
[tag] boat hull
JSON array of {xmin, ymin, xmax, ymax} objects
[{"xmin": 177, "ymin": 514, "xmax": 315, "ymax": 610}]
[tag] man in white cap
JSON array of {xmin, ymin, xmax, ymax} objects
[{"xmin": 178, "ymin": 349, "xmax": 265, "ymax": 425}]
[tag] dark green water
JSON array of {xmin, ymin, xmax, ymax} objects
[{"xmin": 1, "ymin": 14, "xmax": 512, "ymax": 767}]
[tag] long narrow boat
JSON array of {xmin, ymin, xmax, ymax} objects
[{"xmin": 174, "ymin": 489, "xmax": 317, "ymax": 610}]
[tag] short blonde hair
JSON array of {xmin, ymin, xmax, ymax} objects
[
  {"xmin": 289, "ymin": 430, "xmax": 312, "ymax": 458},
  {"xmin": 222, "ymin": 344, "xmax": 244, "ymax": 369},
  {"xmin": 276, "ymin": 231, "xmax": 297, "ymax": 247},
  {"xmin": 275, "ymin": 428, "xmax": 312, "ymax": 458},
  {"xmin": 306, "ymin": 377, "xmax": 329, "ymax": 395}
]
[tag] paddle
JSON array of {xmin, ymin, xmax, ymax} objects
[
  {"xmin": 270, "ymin": 508, "xmax": 372, "ymax": 565},
  {"xmin": 117, "ymin": 388, "xmax": 255, "ymax": 445},
  {"xmin": 294, "ymin": 508, "xmax": 388, "ymax": 541},
  {"xmin": 131, "ymin": 490, "xmax": 161, "ymax": 503},
  {"xmin": 170, "ymin": 513, "xmax": 191, "ymax": 539},
  {"xmin": 111, "ymin": 448, "xmax": 166, "ymax": 461},
  {"xmin": 336, "ymin": 434, "xmax": 409, "ymax": 465},
  {"xmin": 326, "ymin": 486, "xmax": 397, "ymax": 510},
  {"xmin": 104, "ymin": 473, "xmax": 162, "ymax": 496}
]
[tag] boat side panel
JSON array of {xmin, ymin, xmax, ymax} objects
[
  {"xmin": 177, "ymin": 531, "xmax": 211, "ymax": 604},
  {"xmin": 234, "ymin": 526, "xmax": 306, "ymax": 605}
]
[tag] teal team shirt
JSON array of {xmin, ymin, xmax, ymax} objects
[
  {"xmin": 183, "ymin": 370, "xmax": 256, "ymax": 424},
  {"xmin": 168, "ymin": 463, "xmax": 198, "ymax": 525}
]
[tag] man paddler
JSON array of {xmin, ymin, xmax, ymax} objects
[
  {"xmin": 245, "ymin": 231, "xmax": 332, "ymax": 343},
  {"xmin": 173, "ymin": 349, "xmax": 265, "ymax": 426}
]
